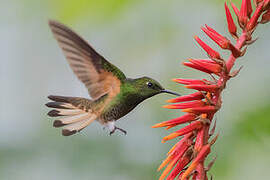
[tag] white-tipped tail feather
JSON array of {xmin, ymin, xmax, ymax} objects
[{"xmin": 46, "ymin": 95, "xmax": 97, "ymax": 136}]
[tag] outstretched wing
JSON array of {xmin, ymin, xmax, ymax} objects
[{"xmin": 49, "ymin": 20, "xmax": 126, "ymax": 99}]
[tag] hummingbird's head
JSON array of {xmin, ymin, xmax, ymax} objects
[{"xmin": 132, "ymin": 76, "xmax": 180, "ymax": 100}]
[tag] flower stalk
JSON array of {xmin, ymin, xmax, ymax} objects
[{"xmin": 153, "ymin": 0, "xmax": 270, "ymax": 179}]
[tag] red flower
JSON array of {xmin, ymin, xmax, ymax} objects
[{"xmin": 153, "ymin": 0, "xmax": 270, "ymax": 179}]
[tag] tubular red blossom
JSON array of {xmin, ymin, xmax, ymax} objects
[
  {"xmin": 185, "ymin": 84, "xmax": 220, "ymax": 92},
  {"xmin": 183, "ymin": 62, "xmax": 213, "ymax": 74},
  {"xmin": 194, "ymin": 36, "xmax": 221, "ymax": 59},
  {"xmin": 152, "ymin": 113, "xmax": 197, "ymax": 128},
  {"xmin": 240, "ymin": 0, "xmax": 249, "ymax": 25},
  {"xmin": 247, "ymin": 3, "xmax": 264, "ymax": 30},
  {"xmin": 189, "ymin": 59, "xmax": 222, "ymax": 74},
  {"xmin": 247, "ymin": 0, "xmax": 253, "ymax": 17},
  {"xmin": 194, "ymin": 123, "xmax": 208, "ymax": 152},
  {"xmin": 202, "ymin": 25, "xmax": 230, "ymax": 49},
  {"xmin": 167, "ymin": 92, "xmax": 205, "ymax": 103},
  {"xmin": 167, "ymin": 133, "xmax": 194, "ymax": 155},
  {"xmin": 162, "ymin": 121, "xmax": 203, "ymax": 142},
  {"xmin": 167, "ymin": 155, "xmax": 191, "ymax": 180},
  {"xmin": 181, "ymin": 137, "xmax": 218, "ymax": 180},
  {"xmin": 154, "ymin": 0, "xmax": 269, "ymax": 179},
  {"xmin": 163, "ymin": 100, "xmax": 205, "ymax": 109},
  {"xmin": 225, "ymin": 3, "xmax": 238, "ymax": 37},
  {"xmin": 182, "ymin": 106, "xmax": 217, "ymax": 114},
  {"xmin": 172, "ymin": 78, "xmax": 206, "ymax": 85}
]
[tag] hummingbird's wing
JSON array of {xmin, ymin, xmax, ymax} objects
[{"xmin": 49, "ymin": 20, "xmax": 126, "ymax": 99}]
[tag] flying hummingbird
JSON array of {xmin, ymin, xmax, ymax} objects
[{"xmin": 46, "ymin": 20, "xmax": 180, "ymax": 136}]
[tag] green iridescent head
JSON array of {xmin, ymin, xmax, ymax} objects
[{"xmin": 129, "ymin": 76, "xmax": 180, "ymax": 99}]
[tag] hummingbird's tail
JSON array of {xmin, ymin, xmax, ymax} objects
[{"xmin": 45, "ymin": 95, "xmax": 97, "ymax": 136}]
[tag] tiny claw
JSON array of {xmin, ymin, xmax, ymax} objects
[
  {"xmin": 109, "ymin": 126, "xmax": 127, "ymax": 135},
  {"xmin": 116, "ymin": 126, "xmax": 127, "ymax": 135},
  {"xmin": 229, "ymin": 65, "xmax": 243, "ymax": 78},
  {"xmin": 109, "ymin": 128, "xmax": 116, "ymax": 136}
]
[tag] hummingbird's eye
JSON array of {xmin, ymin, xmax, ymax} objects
[{"xmin": 147, "ymin": 82, "xmax": 153, "ymax": 88}]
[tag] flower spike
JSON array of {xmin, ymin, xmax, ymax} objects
[{"xmin": 154, "ymin": 0, "xmax": 269, "ymax": 179}]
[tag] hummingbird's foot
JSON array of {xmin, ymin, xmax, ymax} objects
[
  {"xmin": 115, "ymin": 126, "xmax": 127, "ymax": 135},
  {"xmin": 109, "ymin": 126, "xmax": 127, "ymax": 136},
  {"xmin": 109, "ymin": 128, "xmax": 116, "ymax": 136}
]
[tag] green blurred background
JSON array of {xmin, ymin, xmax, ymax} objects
[{"xmin": 1, "ymin": 0, "xmax": 270, "ymax": 179}]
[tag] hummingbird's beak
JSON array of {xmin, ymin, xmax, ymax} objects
[{"xmin": 161, "ymin": 89, "xmax": 181, "ymax": 96}]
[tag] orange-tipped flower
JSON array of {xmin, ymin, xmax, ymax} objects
[
  {"xmin": 182, "ymin": 106, "xmax": 217, "ymax": 114},
  {"xmin": 154, "ymin": 0, "xmax": 269, "ymax": 179},
  {"xmin": 163, "ymin": 100, "xmax": 205, "ymax": 110},
  {"xmin": 152, "ymin": 113, "xmax": 197, "ymax": 128},
  {"xmin": 162, "ymin": 121, "xmax": 203, "ymax": 142}
]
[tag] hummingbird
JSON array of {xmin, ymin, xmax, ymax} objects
[{"xmin": 46, "ymin": 20, "xmax": 180, "ymax": 136}]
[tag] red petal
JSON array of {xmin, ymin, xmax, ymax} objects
[
  {"xmin": 181, "ymin": 144, "xmax": 211, "ymax": 179},
  {"xmin": 247, "ymin": 3, "xmax": 264, "ymax": 30},
  {"xmin": 202, "ymin": 25, "xmax": 230, "ymax": 49},
  {"xmin": 239, "ymin": 0, "xmax": 249, "ymax": 25},
  {"xmin": 246, "ymin": 0, "xmax": 253, "ymax": 17},
  {"xmin": 185, "ymin": 84, "xmax": 219, "ymax": 92},
  {"xmin": 182, "ymin": 106, "xmax": 217, "ymax": 114},
  {"xmin": 167, "ymin": 156, "xmax": 191, "ymax": 180},
  {"xmin": 182, "ymin": 62, "xmax": 213, "ymax": 74},
  {"xmin": 167, "ymin": 92, "xmax": 205, "ymax": 103},
  {"xmin": 152, "ymin": 113, "xmax": 197, "ymax": 128},
  {"xmin": 162, "ymin": 121, "xmax": 203, "ymax": 142},
  {"xmin": 163, "ymin": 100, "xmax": 205, "ymax": 109},
  {"xmin": 172, "ymin": 78, "xmax": 206, "ymax": 85},
  {"xmin": 194, "ymin": 36, "xmax": 221, "ymax": 59},
  {"xmin": 194, "ymin": 126, "xmax": 207, "ymax": 152},
  {"xmin": 192, "ymin": 59, "xmax": 217, "ymax": 63},
  {"xmin": 189, "ymin": 59, "xmax": 222, "ymax": 74},
  {"xmin": 225, "ymin": 2, "xmax": 237, "ymax": 37}
]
